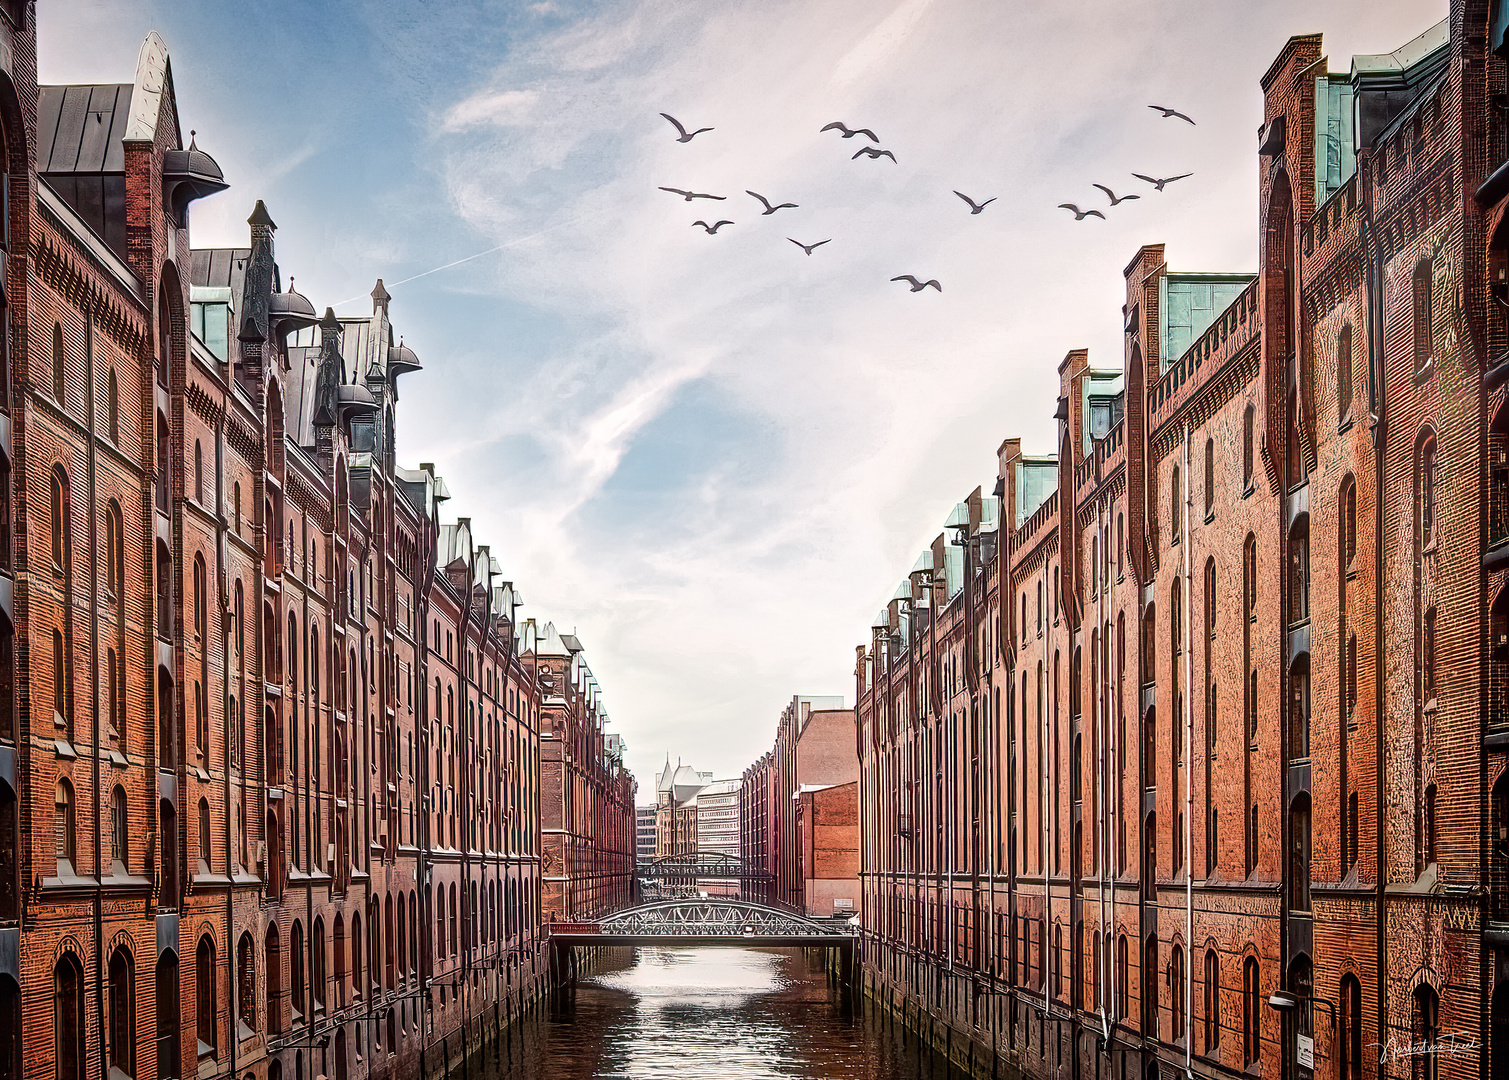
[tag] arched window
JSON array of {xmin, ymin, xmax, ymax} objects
[
  {"xmin": 1424, "ymin": 784, "xmax": 1438, "ymax": 867},
  {"xmin": 1204, "ymin": 948, "xmax": 1221, "ymax": 1052},
  {"xmin": 54, "ymin": 779, "xmax": 75, "ymax": 875},
  {"xmin": 1338, "ymin": 324, "xmax": 1353, "ymax": 416},
  {"xmin": 155, "ymin": 953, "xmax": 181, "ymax": 1080},
  {"xmin": 1289, "ymin": 655, "xmax": 1310, "ymax": 762},
  {"xmin": 312, "ymin": 919, "xmax": 326, "ymax": 1010},
  {"xmin": 289, "ymin": 921, "xmax": 305, "ymax": 1024},
  {"xmin": 110, "ymin": 785, "xmax": 127, "ymax": 872},
  {"xmin": 159, "ymin": 800, "xmax": 178, "ymax": 906},
  {"xmin": 51, "ymin": 322, "xmax": 64, "ymax": 404},
  {"xmin": 350, "ymin": 913, "xmax": 363, "ymax": 1001},
  {"xmin": 1413, "ymin": 257, "xmax": 1434, "ymax": 370},
  {"xmin": 108, "ymin": 947, "xmax": 135, "ymax": 1078},
  {"xmin": 195, "ymin": 935, "xmax": 216, "ymax": 1057},
  {"xmin": 193, "ymin": 555, "xmax": 206, "ymax": 643},
  {"xmin": 55, "ymin": 954, "xmax": 84, "ymax": 1080},
  {"xmin": 51, "ymin": 628, "xmax": 66, "ymax": 729},
  {"xmin": 1143, "ymin": 935, "xmax": 1159, "ymax": 1035},
  {"xmin": 50, "ymin": 466, "xmax": 68, "ymax": 572},
  {"xmin": 1340, "ymin": 974, "xmax": 1363, "ymax": 1080},
  {"xmin": 1116, "ymin": 935, "xmax": 1128, "ymax": 1018},
  {"xmin": 1242, "ymin": 956, "xmax": 1260, "ymax": 1066},
  {"xmin": 1171, "ymin": 465, "xmax": 1182, "ymax": 542},
  {"xmin": 194, "ymin": 441, "xmax": 204, "ymax": 504},
  {"xmin": 232, "ymin": 482, "xmax": 241, "ymax": 534},
  {"xmin": 1412, "ymin": 983, "xmax": 1439, "ymax": 1080},
  {"xmin": 156, "ymin": 542, "xmax": 173, "ymax": 641},
  {"xmin": 197, "ymin": 798, "xmax": 211, "ymax": 873},
  {"xmin": 264, "ymin": 925, "xmax": 281, "ymax": 1036},
  {"xmin": 1288, "ymin": 517, "xmax": 1309, "ymax": 625},
  {"xmin": 1171, "ymin": 945, "xmax": 1186, "ymax": 1042},
  {"xmin": 1204, "ymin": 435, "xmax": 1215, "ymax": 517},
  {"xmin": 1242, "ymin": 404, "xmax": 1255, "ymax": 488},
  {"xmin": 1420, "ymin": 435, "xmax": 1438, "ymax": 546},
  {"xmin": 237, "ymin": 933, "xmax": 255, "ymax": 1035},
  {"xmin": 108, "ymin": 367, "xmax": 119, "ymax": 443},
  {"xmin": 1423, "ymin": 607, "xmax": 1437, "ymax": 704}
]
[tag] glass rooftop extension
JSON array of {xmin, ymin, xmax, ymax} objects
[{"xmin": 1159, "ymin": 273, "xmax": 1256, "ymax": 372}]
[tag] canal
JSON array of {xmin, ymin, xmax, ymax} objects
[{"xmin": 483, "ymin": 947, "xmax": 969, "ymax": 1079}]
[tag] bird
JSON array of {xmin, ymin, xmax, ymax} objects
[
  {"xmin": 692, "ymin": 220, "xmax": 733, "ymax": 234},
  {"xmin": 659, "ymin": 186, "xmax": 726, "ymax": 201},
  {"xmin": 1058, "ymin": 203, "xmax": 1106, "ymax": 221},
  {"xmin": 821, "ymin": 121, "xmax": 879, "ymax": 142},
  {"xmin": 953, "ymin": 191, "xmax": 997, "ymax": 214},
  {"xmin": 747, "ymin": 190, "xmax": 799, "ymax": 215},
  {"xmin": 788, "ymin": 238, "xmax": 831, "ymax": 255},
  {"xmin": 1147, "ymin": 105, "xmax": 1196, "ymax": 125},
  {"xmin": 891, "ymin": 275, "xmax": 941, "ymax": 292},
  {"xmin": 1093, "ymin": 184, "xmax": 1140, "ymax": 206},
  {"xmin": 660, "ymin": 113, "xmax": 714, "ymax": 142},
  {"xmin": 1132, "ymin": 172, "xmax": 1193, "ymax": 192},
  {"xmin": 853, "ymin": 146, "xmax": 897, "ymax": 163}
]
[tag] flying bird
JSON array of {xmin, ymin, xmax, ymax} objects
[
  {"xmin": 891, "ymin": 275, "xmax": 941, "ymax": 292},
  {"xmin": 1093, "ymin": 184, "xmax": 1140, "ymax": 206},
  {"xmin": 821, "ymin": 121, "xmax": 879, "ymax": 142},
  {"xmin": 660, "ymin": 113, "xmax": 714, "ymax": 142},
  {"xmin": 953, "ymin": 191, "xmax": 997, "ymax": 214},
  {"xmin": 788, "ymin": 238, "xmax": 831, "ymax": 255},
  {"xmin": 1058, "ymin": 203, "xmax": 1106, "ymax": 221},
  {"xmin": 854, "ymin": 146, "xmax": 897, "ymax": 163},
  {"xmin": 659, "ymin": 186, "xmax": 726, "ymax": 201},
  {"xmin": 1147, "ymin": 105, "xmax": 1196, "ymax": 125},
  {"xmin": 747, "ymin": 190, "xmax": 799, "ymax": 214},
  {"xmin": 1132, "ymin": 172, "xmax": 1193, "ymax": 192},
  {"xmin": 692, "ymin": 220, "xmax": 733, "ymax": 234}
]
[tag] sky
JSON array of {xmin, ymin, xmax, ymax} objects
[{"xmin": 41, "ymin": 0, "xmax": 1443, "ymax": 796}]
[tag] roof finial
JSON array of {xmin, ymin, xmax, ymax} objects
[
  {"xmin": 189, "ymin": 128, "xmax": 197, "ymax": 150},
  {"xmin": 371, "ymin": 278, "xmax": 391, "ymax": 315}
]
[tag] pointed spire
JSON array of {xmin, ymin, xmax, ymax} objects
[
  {"xmin": 319, "ymin": 306, "xmax": 341, "ymax": 334},
  {"xmin": 371, "ymin": 278, "xmax": 391, "ymax": 315},
  {"xmin": 247, "ymin": 199, "xmax": 276, "ymax": 230}
]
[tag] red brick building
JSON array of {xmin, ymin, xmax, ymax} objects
[
  {"xmin": 857, "ymin": 6, "xmax": 1509, "ymax": 1078},
  {"xmin": 0, "ymin": 16, "xmax": 622, "ymax": 1080},
  {"xmin": 739, "ymin": 695, "xmax": 856, "ymax": 913},
  {"xmin": 530, "ymin": 622, "xmax": 636, "ymax": 921}
]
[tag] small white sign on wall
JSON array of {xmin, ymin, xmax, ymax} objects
[{"xmin": 1296, "ymin": 1033, "xmax": 1314, "ymax": 1070}]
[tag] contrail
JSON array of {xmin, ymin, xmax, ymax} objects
[{"xmin": 331, "ymin": 211, "xmax": 600, "ymax": 308}]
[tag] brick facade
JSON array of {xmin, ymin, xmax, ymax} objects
[{"xmin": 856, "ymin": 5, "xmax": 1509, "ymax": 1078}]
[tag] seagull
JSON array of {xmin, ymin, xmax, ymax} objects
[
  {"xmin": 1132, "ymin": 172, "xmax": 1193, "ymax": 192},
  {"xmin": 1093, "ymin": 184, "xmax": 1140, "ymax": 206},
  {"xmin": 1147, "ymin": 105, "xmax": 1196, "ymax": 125},
  {"xmin": 853, "ymin": 146, "xmax": 897, "ymax": 163},
  {"xmin": 747, "ymin": 190, "xmax": 799, "ymax": 215},
  {"xmin": 821, "ymin": 121, "xmax": 879, "ymax": 142},
  {"xmin": 891, "ymin": 275, "xmax": 941, "ymax": 292},
  {"xmin": 953, "ymin": 191, "xmax": 997, "ymax": 214},
  {"xmin": 692, "ymin": 220, "xmax": 733, "ymax": 234},
  {"xmin": 789, "ymin": 238, "xmax": 831, "ymax": 255},
  {"xmin": 659, "ymin": 186, "xmax": 726, "ymax": 201},
  {"xmin": 1058, "ymin": 203, "xmax": 1105, "ymax": 221},
  {"xmin": 660, "ymin": 113, "xmax": 714, "ymax": 142}
]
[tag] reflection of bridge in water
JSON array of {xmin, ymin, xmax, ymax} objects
[{"xmin": 548, "ymin": 899, "xmax": 858, "ymax": 1001}]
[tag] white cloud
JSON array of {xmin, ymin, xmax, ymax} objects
[{"xmin": 418, "ymin": 0, "xmax": 1442, "ymax": 792}]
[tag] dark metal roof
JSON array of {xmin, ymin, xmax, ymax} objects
[
  {"xmin": 38, "ymin": 84, "xmax": 132, "ymax": 174},
  {"xmin": 188, "ymin": 247, "xmax": 251, "ymax": 295}
]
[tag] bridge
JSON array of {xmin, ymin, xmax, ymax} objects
[
  {"xmin": 635, "ymin": 851, "xmax": 773, "ymax": 883},
  {"xmin": 548, "ymin": 899, "xmax": 858, "ymax": 997}
]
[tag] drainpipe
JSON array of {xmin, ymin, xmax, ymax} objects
[
  {"xmin": 216, "ymin": 408, "xmax": 236, "ymax": 1080},
  {"xmin": 1182, "ymin": 423, "xmax": 1194, "ymax": 1078},
  {"xmin": 1361, "ymin": 147, "xmax": 1389, "ymax": 1071},
  {"xmin": 87, "ymin": 303, "xmax": 104, "ymax": 1080},
  {"xmin": 1098, "ymin": 501, "xmax": 1112, "ymax": 1048},
  {"xmin": 1041, "ymin": 559, "xmax": 1050, "ymax": 1024}
]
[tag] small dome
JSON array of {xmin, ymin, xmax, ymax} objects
[
  {"xmin": 387, "ymin": 340, "xmax": 421, "ymax": 374},
  {"xmin": 337, "ymin": 384, "xmax": 379, "ymax": 413},
  {"xmin": 269, "ymin": 281, "xmax": 317, "ymax": 330}
]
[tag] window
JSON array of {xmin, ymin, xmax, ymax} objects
[
  {"xmin": 237, "ymin": 934, "xmax": 255, "ymax": 1035},
  {"xmin": 54, "ymin": 779, "xmax": 74, "ymax": 875},
  {"xmin": 1243, "ymin": 404, "xmax": 1255, "ymax": 487},
  {"xmin": 1143, "ymin": 935, "xmax": 1159, "ymax": 1035},
  {"xmin": 56, "ymin": 955, "xmax": 84, "ymax": 1080},
  {"xmin": 1242, "ymin": 957, "xmax": 1260, "ymax": 1066},
  {"xmin": 1423, "ymin": 608, "xmax": 1437, "ymax": 703},
  {"xmin": 1203, "ymin": 436, "xmax": 1215, "ymax": 518},
  {"xmin": 108, "ymin": 947, "xmax": 134, "ymax": 1079},
  {"xmin": 1290, "ymin": 794, "xmax": 1311, "ymax": 911},
  {"xmin": 1116, "ymin": 936, "xmax": 1128, "ymax": 1017},
  {"xmin": 290, "ymin": 921, "xmax": 306, "ymax": 1023},
  {"xmin": 51, "ymin": 629, "xmax": 66, "ymax": 727},
  {"xmin": 195, "ymin": 936, "xmax": 216, "ymax": 1057},
  {"xmin": 1338, "ymin": 324, "xmax": 1353, "ymax": 416},
  {"xmin": 1204, "ymin": 949, "xmax": 1221, "ymax": 1052},
  {"xmin": 51, "ymin": 323, "xmax": 64, "ymax": 404},
  {"xmin": 1412, "ymin": 984, "xmax": 1439, "ymax": 1080},
  {"xmin": 197, "ymin": 798, "xmax": 211, "ymax": 873},
  {"xmin": 108, "ymin": 368, "xmax": 119, "ymax": 443},
  {"xmin": 264, "ymin": 926, "xmax": 281, "ymax": 1035},
  {"xmin": 1288, "ymin": 518, "xmax": 1309, "ymax": 625},
  {"xmin": 1413, "ymin": 257, "xmax": 1434, "ymax": 370},
  {"xmin": 1420, "ymin": 436, "xmax": 1437, "ymax": 545},
  {"xmin": 1289, "ymin": 656, "xmax": 1310, "ymax": 761},
  {"xmin": 50, "ymin": 467, "xmax": 68, "ymax": 572},
  {"xmin": 155, "ymin": 954, "xmax": 180, "ymax": 1080},
  {"xmin": 193, "ymin": 556, "xmax": 206, "ymax": 642},
  {"xmin": 111, "ymin": 785, "xmax": 127, "ymax": 872},
  {"xmin": 1340, "ymin": 974, "xmax": 1363, "ymax": 1080},
  {"xmin": 1424, "ymin": 784, "xmax": 1437, "ymax": 867},
  {"xmin": 1342, "ymin": 481, "xmax": 1357, "ymax": 570},
  {"xmin": 1171, "ymin": 946, "xmax": 1186, "ymax": 1042},
  {"xmin": 1171, "ymin": 466, "xmax": 1182, "ymax": 542}
]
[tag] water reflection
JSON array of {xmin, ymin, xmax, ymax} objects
[{"xmin": 483, "ymin": 947, "xmax": 967, "ymax": 1079}]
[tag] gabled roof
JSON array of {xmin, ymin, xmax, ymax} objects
[{"xmin": 37, "ymin": 84, "xmax": 132, "ymax": 173}]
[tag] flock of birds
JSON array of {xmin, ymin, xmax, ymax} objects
[{"xmin": 656, "ymin": 103, "xmax": 1198, "ymax": 294}]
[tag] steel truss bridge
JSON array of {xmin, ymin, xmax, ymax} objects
[
  {"xmin": 635, "ymin": 851, "xmax": 773, "ymax": 883},
  {"xmin": 551, "ymin": 899, "xmax": 853, "ymax": 946}
]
